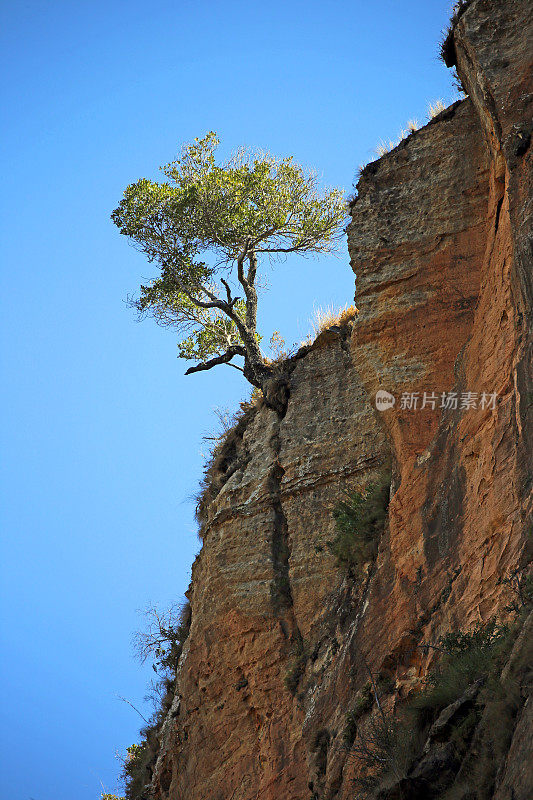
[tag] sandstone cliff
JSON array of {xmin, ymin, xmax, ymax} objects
[{"xmin": 140, "ymin": 1, "xmax": 532, "ymax": 798}]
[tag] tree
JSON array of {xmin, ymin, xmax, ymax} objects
[
  {"xmin": 112, "ymin": 132, "xmax": 346, "ymax": 396},
  {"xmin": 131, "ymin": 602, "xmax": 191, "ymax": 676}
]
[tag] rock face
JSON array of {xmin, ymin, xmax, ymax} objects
[
  {"xmin": 152, "ymin": 327, "xmax": 390, "ymax": 800},
  {"xmin": 148, "ymin": 1, "xmax": 532, "ymax": 798}
]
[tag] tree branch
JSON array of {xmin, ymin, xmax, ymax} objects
[
  {"xmin": 182, "ymin": 288, "xmax": 228, "ymax": 313},
  {"xmin": 116, "ymin": 695, "xmax": 150, "ymax": 725},
  {"xmin": 236, "ymin": 247, "xmax": 249, "ymax": 292},
  {"xmin": 184, "ymin": 345, "xmax": 246, "ymax": 375},
  {"xmin": 220, "ymin": 278, "xmax": 240, "ymax": 307}
]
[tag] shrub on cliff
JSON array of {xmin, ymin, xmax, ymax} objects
[
  {"xmin": 410, "ymin": 620, "xmax": 512, "ymax": 723},
  {"xmin": 132, "ymin": 601, "xmax": 191, "ymax": 676},
  {"xmin": 115, "ymin": 602, "xmax": 192, "ymax": 799},
  {"xmin": 118, "ymin": 677, "xmax": 177, "ymax": 800},
  {"xmin": 120, "ymin": 736, "xmax": 158, "ymax": 800},
  {"xmin": 349, "ymin": 615, "xmax": 530, "ymax": 798},
  {"xmin": 351, "ymin": 711, "xmax": 416, "ymax": 794},
  {"xmin": 343, "ymin": 682, "xmax": 374, "ymax": 746},
  {"xmin": 440, "ymin": 0, "xmax": 472, "ymax": 67},
  {"xmin": 112, "ymin": 132, "xmax": 346, "ymax": 398},
  {"xmin": 284, "ymin": 636, "xmax": 308, "ymax": 695},
  {"xmin": 330, "ymin": 472, "xmax": 390, "ymax": 575}
]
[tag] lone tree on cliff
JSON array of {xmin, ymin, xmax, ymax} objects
[{"xmin": 112, "ymin": 132, "xmax": 346, "ymax": 394}]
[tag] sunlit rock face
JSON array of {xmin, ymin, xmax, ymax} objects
[{"xmin": 150, "ymin": 1, "xmax": 532, "ymax": 797}]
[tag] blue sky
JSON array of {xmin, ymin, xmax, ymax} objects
[{"xmin": 1, "ymin": 1, "xmax": 458, "ymax": 797}]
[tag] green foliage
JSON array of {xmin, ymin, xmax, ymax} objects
[
  {"xmin": 500, "ymin": 566, "xmax": 533, "ymax": 615},
  {"xmin": 455, "ymin": 621, "xmax": 533, "ymax": 798},
  {"xmin": 409, "ymin": 620, "xmax": 511, "ymax": 722},
  {"xmin": 107, "ymin": 604, "xmax": 192, "ymax": 800},
  {"xmin": 284, "ymin": 636, "xmax": 308, "ymax": 695},
  {"xmin": 194, "ymin": 399, "xmax": 262, "ymax": 533},
  {"xmin": 330, "ymin": 472, "xmax": 390, "ymax": 574},
  {"xmin": 348, "ymin": 616, "xmax": 530, "ymax": 798},
  {"xmin": 112, "ymin": 132, "xmax": 346, "ymax": 383},
  {"xmin": 349, "ymin": 623, "xmax": 506, "ymax": 794},
  {"xmin": 343, "ymin": 682, "xmax": 374, "ymax": 746},
  {"xmin": 376, "ymin": 671, "xmax": 395, "ymax": 696},
  {"xmin": 119, "ymin": 676, "xmax": 178, "ymax": 800},
  {"xmin": 101, "ymin": 795, "xmax": 125, "ymax": 800},
  {"xmin": 121, "ymin": 734, "xmax": 157, "ymax": 800},
  {"xmin": 313, "ymin": 728, "xmax": 330, "ymax": 776}
]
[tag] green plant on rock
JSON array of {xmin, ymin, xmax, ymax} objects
[
  {"xmin": 119, "ymin": 675, "xmax": 178, "ymax": 800},
  {"xmin": 348, "ymin": 616, "xmax": 529, "ymax": 798},
  {"xmin": 115, "ymin": 602, "xmax": 192, "ymax": 800},
  {"xmin": 120, "ymin": 737, "xmax": 157, "ymax": 800},
  {"xmin": 351, "ymin": 711, "xmax": 416, "ymax": 794},
  {"xmin": 132, "ymin": 601, "xmax": 191, "ymax": 676},
  {"xmin": 330, "ymin": 472, "xmax": 390, "ymax": 574},
  {"xmin": 343, "ymin": 682, "xmax": 374, "ymax": 746},
  {"xmin": 500, "ymin": 565, "xmax": 533, "ymax": 615},
  {"xmin": 453, "ymin": 617, "xmax": 533, "ymax": 798},
  {"xmin": 284, "ymin": 636, "xmax": 308, "ymax": 695},
  {"xmin": 410, "ymin": 620, "xmax": 511, "ymax": 723}
]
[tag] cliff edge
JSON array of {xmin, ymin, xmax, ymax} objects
[{"xmin": 138, "ymin": 1, "xmax": 532, "ymax": 798}]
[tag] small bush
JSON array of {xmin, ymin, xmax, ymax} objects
[
  {"xmin": 195, "ymin": 401, "xmax": 259, "ymax": 528},
  {"xmin": 440, "ymin": 1, "xmax": 472, "ymax": 67},
  {"xmin": 349, "ymin": 616, "xmax": 529, "ymax": 798},
  {"xmin": 377, "ymin": 671, "xmax": 395, "ymax": 696},
  {"xmin": 458, "ymin": 621, "xmax": 533, "ymax": 796},
  {"xmin": 343, "ymin": 683, "xmax": 374, "ymax": 746},
  {"xmin": 121, "ymin": 734, "xmax": 158, "ymax": 800},
  {"xmin": 265, "ymin": 330, "xmax": 293, "ymax": 364},
  {"xmin": 500, "ymin": 566, "xmax": 533, "ymax": 615},
  {"xmin": 330, "ymin": 472, "xmax": 390, "ymax": 574},
  {"xmin": 351, "ymin": 712, "xmax": 416, "ymax": 793},
  {"xmin": 284, "ymin": 636, "xmax": 308, "ymax": 695},
  {"xmin": 313, "ymin": 728, "xmax": 330, "ymax": 776},
  {"xmin": 409, "ymin": 620, "xmax": 511, "ymax": 723},
  {"xmin": 118, "ymin": 602, "xmax": 192, "ymax": 799},
  {"xmin": 132, "ymin": 601, "xmax": 191, "ymax": 676}
]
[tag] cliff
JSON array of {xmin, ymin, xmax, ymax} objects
[{"xmin": 139, "ymin": 1, "xmax": 532, "ymax": 798}]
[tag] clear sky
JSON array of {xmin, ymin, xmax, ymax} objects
[{"xmin": 1, "ymin": 1, "xmax": 459, "ymax": 797}]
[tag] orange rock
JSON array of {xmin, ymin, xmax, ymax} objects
[{"xmin": 150, "ymin": 2, "xmax": 532, "ymax": 797}]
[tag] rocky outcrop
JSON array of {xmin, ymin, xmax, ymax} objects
[
  {"xmin": 151, "ymin": 326, "xmax": 389, "ymax": 800},
  {"xmin": 347, "ymin": 0, "xmax": 532, "ymax": 692},
  {"xmin": 147, "ymin": 2, "xmax": 532, "ymax": 798}
]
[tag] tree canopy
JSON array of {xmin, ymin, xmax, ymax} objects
[{"xmin": 112, "ymin": 132, "xmax": 347, "ymax": 393}]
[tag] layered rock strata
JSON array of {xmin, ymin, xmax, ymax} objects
[{"xmin": 149, "ymin": 1, "xmax": 532, "ymax": 797}]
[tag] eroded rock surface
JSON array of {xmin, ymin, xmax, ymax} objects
[{"xmin": 149, "ymin": 1, "xmax": 532, "ymax": 797}]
